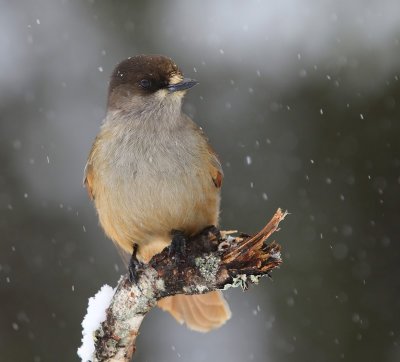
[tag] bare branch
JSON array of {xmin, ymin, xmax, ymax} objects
[{"xmin": 92, "ymin": 208, "xmax": 287, "ymax": 362}]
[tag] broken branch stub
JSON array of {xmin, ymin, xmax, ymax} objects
[{"xmin": 93, "ymin": 208, "xmax": 286, "ymax": 362}]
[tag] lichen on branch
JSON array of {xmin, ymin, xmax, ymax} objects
[{"xmin": 88, "ymin": 208, "xmax": 287, "ymax": 362}]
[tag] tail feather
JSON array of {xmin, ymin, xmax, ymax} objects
[{"xmin": 157, "ymin": 291, "xmax": 231, "ymax": 333}]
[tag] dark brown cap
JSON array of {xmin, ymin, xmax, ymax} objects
[{"xmin": 108, "ymin": 54, "xmax": 182, "ymax": 96}]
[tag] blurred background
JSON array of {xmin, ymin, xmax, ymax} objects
[{"xmin": 1, "ymin": 0, "xmax": 399, "ymax": 361}]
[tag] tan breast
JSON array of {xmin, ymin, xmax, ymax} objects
[{"xmin": 88, "ymin": 115, "xmax": 221, "ymax": 262}]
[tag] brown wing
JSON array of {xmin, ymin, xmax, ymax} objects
[
  {"xmin": 83, "ymin": 139, "xmax": 99, "ymax": 201},
  {"xmin": 83, "ymin": 163, "xmax": 95, "ymax": 200},
  {"xmin": 208, "ymin": 145, "xmax": 224, "ymax": 189},
  {"xmin": 83, "ymin": 133, "xmax": 104, "ymax": 201},
  {"xmin": 84, "ymin": 152, "xmax": 133, "ymax": 266},
  {"xmin": 183, "ymin": 113, "xmax": 224, "ymax": 190}
]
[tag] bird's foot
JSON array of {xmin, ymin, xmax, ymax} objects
[
  {"xmin": 128, "ymin": 244, "xmax": 145, "ymax": 284},
  {"xmin": 200, "ymin": 225, "xmax": 220, "ymax": 239},
  {"xmin": 169, "ymin": 230, "xmax": 188, "ymax": 262}
]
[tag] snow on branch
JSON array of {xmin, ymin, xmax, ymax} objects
[{"xmin": 78, "ymin": 208, "xmax": 287, "ymax": 362}]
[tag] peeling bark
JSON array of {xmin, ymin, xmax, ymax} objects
[{"xmin": 93, "ymin": 209, "xmax": 287, "ymax": 361}]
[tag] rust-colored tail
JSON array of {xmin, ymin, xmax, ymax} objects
[{"xmin": 157, "ymin": 291, "xmax": 231, "ymax": 332}]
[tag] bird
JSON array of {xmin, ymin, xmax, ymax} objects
[{"xmin": 84, "ymin": 54, "xmax": 231, "ymax": 332}]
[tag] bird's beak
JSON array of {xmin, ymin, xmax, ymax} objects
[{"xmin": 167, "ymin": 78, "xmax": 198, "ymax": 92}]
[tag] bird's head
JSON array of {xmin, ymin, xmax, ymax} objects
[{"xmin": 107, "ymin": 55, "xmax": 198, "ymax": 113}]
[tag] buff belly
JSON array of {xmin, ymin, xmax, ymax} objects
[{"xmin": 94, "ymin": 167, "xmax": 220, "ymax": 262}]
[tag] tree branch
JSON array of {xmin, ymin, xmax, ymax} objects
[{"xmin": 92, "ymin": 208, "xmax": 287, "ymax": 362}]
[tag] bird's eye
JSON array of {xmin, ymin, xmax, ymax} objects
[{"xmin": 140, "ymin": 79, "xmax": 151, "ymax": 89}]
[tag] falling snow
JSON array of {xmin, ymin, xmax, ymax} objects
[{"xmin": 2, "ymin": 1, "xmax": 399, "ymax": 361}]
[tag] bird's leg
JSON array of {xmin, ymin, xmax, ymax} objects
[
  {"xmin": 169, "ymin": 229, "xmax": 188, "ymax": 262},
  {"xmin": 128, "ymin": 244, "xmax": 144, "ymax": 284},
  {"xmin": 198, "ymin": 225, "xmax": 220, "ymax": 252},
  {"xmin": 202, "ymin": 225, "xmax": 220, "ymax": 237}
]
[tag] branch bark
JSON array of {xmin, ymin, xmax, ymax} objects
[{"xmin": 93, "ymin": 208, "xmax": 287, "ymax": 362}]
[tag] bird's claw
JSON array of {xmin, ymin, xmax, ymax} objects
[
  {"xmin": 169, "ymin": 230, "xmax": 187, "ymax": 262},
  {"xmin": 128, "ymin": 244, "xmax": 145, "ymax": 284}
]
